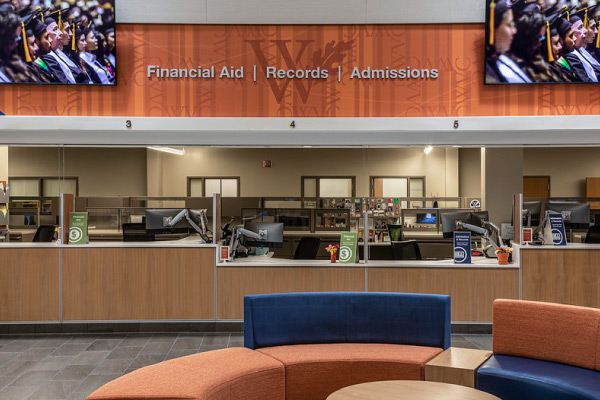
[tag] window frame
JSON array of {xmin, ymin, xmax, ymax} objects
[
  {"xmin": 186, "ymin": 176, "xmax": 241, "ymax": 197},
  {"xmin": 301, "ymin": 176, "xmax": 356, "ymax": 198},
  {"xmin": 369, "ymin": 176, "xmax": 426, "ymax": 198}
]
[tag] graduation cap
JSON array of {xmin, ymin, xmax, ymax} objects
[
  {"xmin": 488, "ymin": 0, "xmax": 511, "ymax": 46},
  {"xmin": 45, "ymin": 8, "xmax": 69, "ymax": 31},
  {"xmin": 545, "ymin": 10, "xmax": 563, "ymax": 62},
  {"xmin": 560, "ymin": 4, "xmax": 577, "ymax": 22},
  {"xmin": 510, "ymin": 0, "xmax": 539, "ymax": 19},
  {"xmin": 19, "ymin": 11, "xmax": 37, "ymax": 62},
  {"xmin": 573, "ymin": 5, "xmax": 597, "ymax": 30}
]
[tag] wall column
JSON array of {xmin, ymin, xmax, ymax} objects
[
  {"xmin": 481, "ymin": 148, "xmax": 523, "ymax": 225},
  {"xmin": 0, "ymin": 147, "xmax": 7, "ymax": 182}
]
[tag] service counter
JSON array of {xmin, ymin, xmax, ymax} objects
[
  {"xmin": 520, "ymin": 243, "xmax": 600, "ymax": 309},
  {"xmin": 216, "ymin": 257, "xmax": 519, "ymax": 322},
  {"xmin": 2, "ymin": 240, "xmax": 599, "ymax": 326},
  {"xmin": 0, "ymin": 241, "xmax": 217, "ymax": 323}
]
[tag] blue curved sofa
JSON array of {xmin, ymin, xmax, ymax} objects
[
  {"xmin": 476, "ymin": 299, "xmax": 600, "ymax": 400},
  {"xmin": 245, "ymin": 291, "xmax": 451, "ymax": 400}
]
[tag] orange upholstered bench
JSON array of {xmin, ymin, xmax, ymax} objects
[
  {"xmin": 476, "ymin": 299, "xmax": 600, "ymax": 400},
  {"xmin": 87, "ymin": 347, "xmax": 284, "ymax": 400}
]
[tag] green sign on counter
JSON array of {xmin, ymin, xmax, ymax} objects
[
  {"xmin": 69, "ymin": 212, "xmax": 88, "ymax": 244},
  {"xmin": 339, "ymin": 232, "xmax": 358, "ymax": 263}
]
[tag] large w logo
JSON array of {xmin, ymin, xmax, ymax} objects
[{"xmin": 246, "ymin": 39, "xmax": 354, "ymax": 104}]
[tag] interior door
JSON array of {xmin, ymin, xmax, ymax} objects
[{"xmin": 523, "ymin": 176, "xmax": 550, "ymax": 198}]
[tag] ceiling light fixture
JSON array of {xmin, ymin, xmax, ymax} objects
[
  {"xmin": 424, "ymin": 146, "xmax": 433, "ymax": 155},
  {"xmin": 147, "ymin": 146, "xmax": 186, "ymax": 156}
]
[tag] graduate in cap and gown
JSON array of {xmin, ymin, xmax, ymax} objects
[
  {"xmin": 563, "ymin": 11, "xmax": 599, "ymax": 82},
  {"xmin": 485, "ymin": 0, "xmax": 532, "ymax": 83},
  {"xmin": 0, "ymin": 3, "xmax": 37, "ymax": 82}
]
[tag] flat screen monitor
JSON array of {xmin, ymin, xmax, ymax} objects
[
  {"xmin": 471, "ymin": 211, "xmax": 489, "ymax": 228},
  {"xmin": 441, "ymin": 211, "xmax": 471, "ymax": 239},
  {"xmin": 244, "ymin": 222, "xmax": 284, "ymax": 248},
  {"xmin": 1, "ymin": 1, "xmax": 116, "ymax": 86},
  {"xmin": 145, "ymin": 209, "xmax": 194, "ymax": 234},
  {"xmin": 416, "ymin": 213, "xmax": 436, "ymax": 224},
  {"xmin": 484, "ymin": 0, "xmax": 592, "ymax": 85},
  {"xmin": 522, "ymin": 201, "xmax": 542, "ymax": 227},
  {"xmin": 544, "ymin": 202, "xmax": 590, "ymax": 229}
]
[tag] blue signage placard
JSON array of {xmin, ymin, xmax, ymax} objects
[
  {"xmin": 454, "ymin": 231, "xmax": 471, "ymax": 264},
  {"xmin": 548, "ymin": 213, "xmax": 567, "ymax": 246}
]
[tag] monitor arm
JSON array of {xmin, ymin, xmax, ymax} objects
[
  {"xmin": 455, "ymin": 221, "xmax": 500, "ymax": 258},
  {"xmin": 166, "ymin": 209, "xmax": 209, "ymax": 243},
  {"xmin": 522, "ymin": 209, "xmax": 531, "ymax": 227},
  {"xmin": 229, "ymin": 225, "xmax": 263, "ymax": 259}
]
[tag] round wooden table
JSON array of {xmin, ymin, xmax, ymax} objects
[{"xmin": 327, "ymin": 380, "xmax": 501, "ymax": 400}]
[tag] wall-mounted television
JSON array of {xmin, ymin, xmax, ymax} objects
[
  {"xmin": 0, "ymin": 0, "xmax": 116, "ymax": 85},
  {"xmin": 485, "ymin": 0, "xmax": 600, "ymax": 84}
]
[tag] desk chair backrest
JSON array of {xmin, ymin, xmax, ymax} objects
[
  {"xmin": 584, "ymin": 226, "xmax": 600, "ymax": 243},
  {"xmin": 391, "ymin": 240, "xmax": 422, "ymax": 260},
  {"xmin": 294, "ymin": 237, "xmax": 321, "ymax": 259},
  {"xmin": 33, "ymin": 225, "xmax": 56, "ymax": 242}
]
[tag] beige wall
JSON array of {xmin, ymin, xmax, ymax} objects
[
  {"xmin": 523, "ymin": 148, "xmax": 600, "ymax": 197},
  {"xmin": 482, "ymin": 148, "xmax": 523, "ymax": 224},
  {"xmin": 147, "ymin": 147, "xmax": 458, "ymax": 198},
  {"xmin": 8, "ymin": 147, "xmax": 147, "ymax": 196},
  {"xmin": 0, "ymin": 147, "xmax": 7, "ymax": 183},
  {"xmin": 459, "ymin": 148, "xmax": 481, "ymax": 198}
]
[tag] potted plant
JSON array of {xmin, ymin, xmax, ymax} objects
[
  {"xmin": 495, "ymin": 246, "xmax": 513, "ymax": 265},
  {"xmin": 325, "ymin": 244, "xmax": 340, "ymax": 263}
]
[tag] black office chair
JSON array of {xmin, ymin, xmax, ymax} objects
[
  {"xmin": 122, "ymin": 223, "xmax": 155, "ymax": 242},
  {"xmin": 33, "ymin": 225, "xmax": 56, "ymax": 242},
  {"xmin": 387, "ymin": 224, "xmax": 403, "ymax": 242},
  {"xmin": 294, "ymin": 237, "xmax": 321, "ymax": 259},
  {"xmin": 584, "ymin": 226, "xmax": 600, "ymax": 243},
  {"xmin": 391, "ymin": 240, "xmax": 422, "ymax": 260}
]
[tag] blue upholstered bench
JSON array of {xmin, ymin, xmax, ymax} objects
[
  {"xmin": 244, "ymin": 292, "xmax": 451, "ymax": 400},
  {"xmin": 476, "ymin": 300, "xmax": 600, "ymax": 400}
]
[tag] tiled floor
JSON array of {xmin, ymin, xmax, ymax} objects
[{"xmin": 0, "ymin": 333, "xmax": 491, "ymax": 400}]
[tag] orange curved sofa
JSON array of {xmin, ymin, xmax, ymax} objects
[{"xmin": 88, "ymin": 292, "xmax": 451, "ymax": 400}]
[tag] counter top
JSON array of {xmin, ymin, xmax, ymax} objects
[
  {"xmin": 218, "ymin": 257, "xmax": 517, "ymax": 268},
  {"xmin": 519, "ymin": 243, "xmax": 600, "ymax": 250},
  {"xmin": 0, "ymin": 238, "xmax": 218, "ymax": 248}
]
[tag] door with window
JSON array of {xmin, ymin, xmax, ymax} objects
[
  {"xmin": 302, "ymin": 177, "xmax": 356, "ymax": 197},
  {"xmin": 187, "ymin": 177, "xmax": 240, "ymax": 197},
  {"xmin": 371, "ymin": 177, "xmax": 425, "ymax": 207}
]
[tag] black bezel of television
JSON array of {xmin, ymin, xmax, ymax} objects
[
  {"xmin": 0, "ymin": 0, "xmax": 116, "ymax": 86},
  {"xmin": 483, "ymin": 0, "xmax": 597, "ymax": 85},
  {"xmin": 544, "ymin": 202, "xmax": 590, "ymax": 229}
]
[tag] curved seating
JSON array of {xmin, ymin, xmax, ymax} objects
[
  {"xmin": 476, "ymin": 299, "xmax": 600, "ymax": 400},
  {"xmin": 88, "ymin": 292, "xmax": 451, "ymax": 400},
  {"xmin": 87, "ymin": 347, "xmax": 284, "ymax": 400}
]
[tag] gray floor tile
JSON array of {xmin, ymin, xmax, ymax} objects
[
  {"xmin": 70, "ymin": 351, "xmax": 110, "ymax": 366},
  {"xmin": 228, "ymin": 340, "xmax": 244, "ymax": 348},
  {"xmin": 171, "ymin": 338, "xmax": 203, "ymax": 350},
  {"xmin": 32, "ymin": 337, "xmax": 72, "ymax": 349},
  {"xmin": 11, "ymin": 370, "xmax": 58, "ymax": 387},
  {"xmin": 0, "ymin": 336, "xmax": 21, "ymax": 345},
  {"xmin": 0, "ymin": 360, "xmax": 36, "ymax": 376},
  {"xmin": 451, "ymin": 337, "xmax": 479, "ymax": 350},
  {"xmin": 129, "ymin": 354, "xmax": 166, "ymax": 369},
  {"xmin": 0, "ymin": 384, "xmax": 39, "ymax": 400},
  {"xmin": 106, "ymin": 346, "xmax": 142, "ymax": 360},
  {"xmin": 72, "ymin": 374, "xmax": 120, "ymax": 398},
  {"xmin": 202, "ymin": 334, "xmax": 230, "ymax": 346},
  {"xmin": 464, "ymin": 334, "xmax": 493, "ymax": 351},
  {"xmin": 165, "ymin": 349, "xmax": 199, "ymax": 360},
  {"xmin": 30, "ymin": 357, "xmax": 76, "ymax": 372},
  {"xmin": 85, "ymin": 339, "xmax": 123, "ymax": 352},
  {"xmin": 0, "ymin": 375, "xmax": 14, "ymax": 390},
  {"xmin": 92, "ymin": 359, "xmax": 132, "ymax": 375},
  {"xmin": 122, "ymin": 367, "xmax": 138, "ymax": 375},
  {"xmin": 0, "ymin": 351, "xmax": 21, "ymax": 365},
  {"xmin": 0, "ymin": 341, "xmax": 36, "ymax": 353},
  {"xmin": 67, "ymin": 336, "xmax": 98, "ymax": 344},
  {"xmin": 117, "ymin": 335, "xmax": 151, "ymax": 348},
  {"xmin": 15, "ymin": 347, "xmax": 55, "ymax": 361},
  {"xmin": 148, "ymin": 333, "xmax": 179, "ymax": 342},
  {"xmin": 53, "ymin": 365, "xmax": 96, "ymax": 382},
  {"xmin": 30, "ymin": 380, "xmax": 80, "ymax": 400},
  {"xmin": 50, "ymin": 343, "xmax": 89, "ymax": 357},
  {"xmin": 176, "ymin": 333, "xmax": 204, "ymax": 339},
  {"xmin": 198, "ymin": 345, "xmax": 227, "ymax": 353},
  {"xmin": 140, "ymin": 342, "xmax": 173, "ymax": 355}
]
